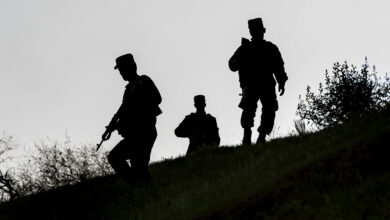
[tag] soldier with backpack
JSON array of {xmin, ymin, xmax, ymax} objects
[
  {"xmin": 99, "ymin": 53, "xmax": 162, "ymax": 183},
  {"xmin": 229, "ymin": 18, "xmax": 288, "ymax": 145}
]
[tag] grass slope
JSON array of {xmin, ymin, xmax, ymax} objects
[{"xmin": 1, "ymin": 110, "xmax": 389, "ymax": 220}]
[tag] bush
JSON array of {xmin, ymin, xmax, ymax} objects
[
  {"xmin": 15, "ymin": 140, "xmax": 113, "ymax": 196},
  {"xmin": 297, "ymin": 58, "xmax": 390, "ymax": 129},
  {"xmin": 0, "ymin": 170, "xmax": 19, "ymax": 201},
  {"xmin": 0, "ymin": 132, "xmax": 18, "ymax": 202},
  {"xmin": 293, "ymin": 119, "xmax": 310, "ymax": 135},
  {"xmin": 0, "ymin": 132, "xmax": 14, "ymax": 164},
  {"xmin": 0, "ymin": 136, "xmax": 113, "ymax": 202}
]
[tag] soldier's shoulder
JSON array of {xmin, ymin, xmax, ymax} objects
[
  {"xmin": 138, "ymin": 75, "xmax": 158, "ymax": 89},
  {"xmin": 139, "ymin": 75, "xmax": 152, "ymax": 83},
  {"xmin": 206, "ymin": 113, "xmax": 217, "ymax": 121},
  {"xmin": 265, "ymin": 40, "xmax": 279, "ymax": 49},
  {"xmin": 185, "ymin": 113, "xmax": 197, "ymax": 119}
]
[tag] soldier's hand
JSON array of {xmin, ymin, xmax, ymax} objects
[{"xmin": 278, "ymin": 85, "xmax": 285, "ymax": 96}]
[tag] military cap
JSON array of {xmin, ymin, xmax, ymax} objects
[
  {"xmin": 114, "ymin": 53, "xmax": 136, "ymax": 70},
  {"xmin": 194, "ymin": 95, "xmax": 206, "ymax": 104},
  {"xmin": 248, "ymin": 18, "xmax": 265, "ymax": 29}
]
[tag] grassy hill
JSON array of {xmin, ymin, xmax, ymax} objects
[{"xmin": 1, "ymin": 110, "xmax": 389, "ymax": 219}]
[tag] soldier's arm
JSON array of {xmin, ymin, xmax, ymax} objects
[
  {"xmin": 137, "ymin": 75, "xmax": 163, "ymax": 116},
  {"xmin": 229, "ymin": 48, "xmax": 240, "ymax": 72},
  {"xmin": 271, "ymin": 44, "xmax": 288, "ymax": 87},
  {"xmin": 100, "ymin": 101, "xmax": 124, "ymax": 142},
  {"xmin": 210, "ymin": 116, "xmax": 220, "ymax": 146},
  {"xmin": 148, "ymin": 77, "xmax": 162, "ymax": 105},
  {"xmin": 105, "ymin": 98, "xmax": 128, "ymax": 133},
  {"xmin": 215, "ymin": 122, "xmax": 220, "ymax": 146},
  {"xmin": 229, "ymin": 43, "xmax": 245, "ymax": 72},
  {"xmin": 140, "ymin": 75, "xmax": 162, "ymax": 105},
  {"xmin": 229, "ymin": 38, "xmax": 250, "ymax": 72},
  {"xmin": 174, "ymin": 116, "xmax": 192, "ymax": 138}
]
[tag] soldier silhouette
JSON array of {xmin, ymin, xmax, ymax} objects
[
  {"xmin": 100, "ymin": 53, "xmax": 162, "ymax": 183},
  {"xmin": 229, "ymin": 18, "xmax": 288, "ymax": 145},
  {"xmin": 175, "ymin": 95, "xmax": 220, "ymax": 155}
]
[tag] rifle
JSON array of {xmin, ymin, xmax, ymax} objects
[
  {"xmin": 96, "ymin": 125, "xmax": 113, "ymax": 151},
  {"xmin": 96, "ymin": 109, "xmax": 122, "ymax": 151},
  {"xmin": 96, "ymin": 139, "xmax": 104, "ymax": 151},
  {"xmin": 96, "ymin": 77, "xmax": 142, "ymax": 151}
]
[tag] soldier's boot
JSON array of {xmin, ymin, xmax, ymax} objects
[
  {"xmin": 256, "ymin": 132, "xmax": 266, "ymax": 144},
  {"xmin": 242, "ymin": 128, "xmax": 252, "ymax": 145}
]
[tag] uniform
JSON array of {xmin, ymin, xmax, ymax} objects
[
  {"xmin": 107, "ymin": 74, "xmax": 162, "ymax": 182},
  {"xmin": 175, "ymin": 112, "xmax": 220, "ymax": 154},
  {"xmin": 229, "ymin": 18, "xmax": 288, "ymax": 143}
]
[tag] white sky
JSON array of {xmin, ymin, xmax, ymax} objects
[{"xmin": 1, "ymin": 0, "xmax": 390, "ymax": 161}]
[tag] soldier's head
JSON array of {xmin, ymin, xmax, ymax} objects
[
  {"xmin": 194, "ymin": 95, "xmax": 206, "ymax": 112},
  {"xmin": 114, "ymin": 53, "xmax": 137, "ymax": 81},
  {"xmin": 248, "ymin": 18, "xmax": 266, "ymax": 40}
]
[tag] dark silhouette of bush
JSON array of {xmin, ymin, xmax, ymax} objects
[
  {"xmin": 297, "ymin": 58, "xmax": 390, "ymax": 128},
  {"xmin": 0, "ymin": 170, "xmax": 18, "ymax": 201}
]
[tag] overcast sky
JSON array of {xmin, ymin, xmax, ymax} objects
[{"xmin": 1, "ymin": 0, "xmax": 390, "ymax": 161}]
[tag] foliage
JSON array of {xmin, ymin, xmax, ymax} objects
[
  {"xmin": 0, "ymin": 170, "xmax": 18, "ymax": 201},
  {"xmin": 293, "ymin": 119, "xmax": 310, "ymax": 135},
  {"xmin": 0, "ymin": 135, "xmax": 113, "ymax": 202},
  {"xmin": 297, "ymin": 58, "xmax": 390, "ymax": 128},
  {"xmin": 15, "ymin": 140, "xmax": 113, "ymax": 196},
  {"xmin": 0, "ymin": 132, "xmax": 14, "ymax": 164},
  {"xmin": 0, "ymin": 132, "xmax": 17, "ymax": 202}
]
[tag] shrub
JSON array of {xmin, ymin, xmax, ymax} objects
[
  {"xmin": 0, "ymin": 132, "xmax": 18, "ymax": 202},
  {"xmin": 293, "ymin": 119, "xmax": 310, "ymax": 135},
  {"xmin": 15, "ymin": 140, "xmax": 113, "ymax": 196},
  {"xmin": 297, "ymin": 58, "xmax": 390, "ymax": 129},
  {"xmin": 0, "ymin": 132, "xmax": 14, "ymax": 164},
  {"xmin": 0, "ymin": 170, "xmax": 19, "ymax": 201},
  {"xmin": 1, "ymin": 135, "xmax": 113, "ymax": 202}
]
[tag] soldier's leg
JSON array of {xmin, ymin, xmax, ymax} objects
[
  {"xmin": 257, "ymin": 89, "xmax": 278, "ymax": 143},
  {"xmin": 129, "ymin": 127, "xmax": 157, "ymax": 184},
  {"xmin": 239, "ymin": 89, "xmax": 259, "ymax": 145},
  {"xmin": 107, "ymin": 139, "xmax": 132, "ymax": 180}
]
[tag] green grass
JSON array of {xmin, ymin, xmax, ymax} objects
[{"xmin": 1, "ymin": 110, "xmax": 390, "ymax": 219}]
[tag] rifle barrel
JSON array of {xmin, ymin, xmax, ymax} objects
[{"xmin": 96, "ymin": 139, "xmax": 104, "ymax": 151}]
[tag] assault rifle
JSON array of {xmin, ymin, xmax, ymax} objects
[
  {"xmin": 96, "ymin": 121, "xmax": 115, "ymax": 151},
  {"xmin": 96, "ymin": 104, "xmax": 125, "ymax": 151}
]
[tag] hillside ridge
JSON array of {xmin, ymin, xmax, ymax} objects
[{"xmin": 1, "ymin": 111, "xmax": 389, "ymax": 219}]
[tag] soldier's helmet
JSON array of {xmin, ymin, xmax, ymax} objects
[{"xmin": 114, "ymin": 53, "xmax": 137, "ymax": 70}]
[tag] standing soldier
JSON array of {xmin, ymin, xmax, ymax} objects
[
  {"xmin": 229, "ymin": 18, "xmax": 288, "ymax": 145},
  {"xmin": 175, "ymin": 95, "xmax": 220, "ymax": 155},
  {"xmin": 100, "ymin": 53, "xmax": 162, "ymax": 183}
]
